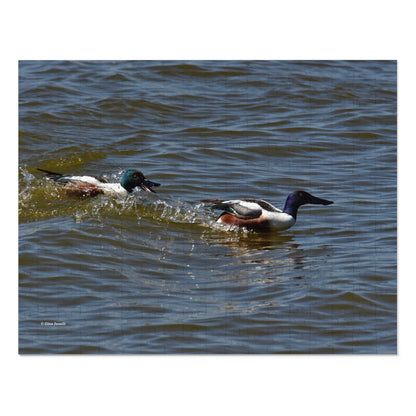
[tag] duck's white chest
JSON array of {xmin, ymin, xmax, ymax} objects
[
  {"xmin": 263, "ymin": 211, "xmax": 296, "ymax": 230},
  {"xmin": 99, "ymin": 183, "xmax": 128, "ymax": 195}
]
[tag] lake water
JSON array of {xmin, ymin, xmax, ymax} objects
[{"xmin": 19, "ymin": 60, "xmax": 396, "ymax": 353}]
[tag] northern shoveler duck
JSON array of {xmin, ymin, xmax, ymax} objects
[
  {"xmin": 201, "ymin": 191, "xmax": 333, "ymax": 231},
  {"xmin": 37, "ymin": 168, "xmax": 160, "ymax": 197}
]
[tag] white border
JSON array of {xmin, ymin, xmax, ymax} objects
[{"xmin": 4, "ymin": 1, "xmax": 414, "ymax": 415}]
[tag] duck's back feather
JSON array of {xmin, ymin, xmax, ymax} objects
[
  {"xmin": 38, "ymin": 168, "xmax": 127, "ymax": 196},
  {"xmin": 242, "ymin": 199, "xmax": 282, "ymax": 213},
  {"xmin": 201, "ymin": 198, "xmax": 281, "ymax": 219}
]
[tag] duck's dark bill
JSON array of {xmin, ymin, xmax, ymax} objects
[
  {"xmin": 141, "ymin": 179, "xmax": 161, "ymax": 193},
  {"xmin": 311, "ymin": 195, "xmax": 333, "ymax": 205}
]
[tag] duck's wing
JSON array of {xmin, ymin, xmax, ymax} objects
[
  {"xmin": 37, "ymin": 168, "xmax": 76, "ymax": 185},
  {"xmin": 92, "ymin": 176, "xmax": 108, "ymax": 183},
  {"xmin": 37, "ymin": 168, "xmax": 64, "ymax": 180},
  {"xmin": 201, "ymin": 199, "xmax": 263, "ymax": 220},
  {"xmin": 243, "ymin": 199, "xmax": 282, "ymax": 213},
  {"xmin": 38, "ymin": 168, "xmax": 108, "ymax": 185}
]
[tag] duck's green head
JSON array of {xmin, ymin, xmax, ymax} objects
[{"xmin": 121, "ymin": 170, "xmax": 160, "ymax": 193}]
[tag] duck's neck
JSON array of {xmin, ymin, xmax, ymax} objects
[
  {"xmin": 123, "ymin": 185, "xmax": 134, "ymax": 193},
  {"xmin": 283, "ymin": 196, "xmax": 300, "ymax": 220},
  {"xmin": 120, "ymin": 178, "xmax": 134, "ymax": 193}
]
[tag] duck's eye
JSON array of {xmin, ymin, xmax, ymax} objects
[{"xmin": 132, "ymin": 173, "xmax": 138, "ymax": 178}]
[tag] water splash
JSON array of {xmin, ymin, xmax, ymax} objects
[
  {"xmin": 19, "ymin": 166, "xmax": 260, "ymax": 236},
  {"xmin": 19, "ymin": 166, "xmax": 209, "ymax": 227}
]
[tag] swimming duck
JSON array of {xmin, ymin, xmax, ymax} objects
[
  {"xmin": 37, "ymin": 168, "xmax": 160, "ymax": 197},
  {"xmin": 201, "ymin": 191, "xmax": 333, "ymax": 231}
]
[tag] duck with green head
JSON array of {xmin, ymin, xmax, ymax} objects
[{"xmin": 37, "ymin": 168, "xmax": 160, "ymax": 197}]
